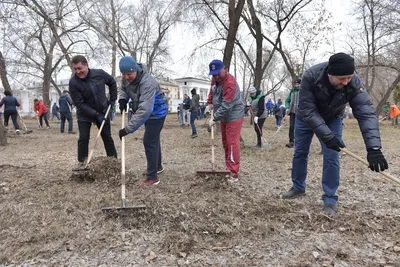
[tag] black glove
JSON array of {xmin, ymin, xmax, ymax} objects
[
  {"xmin": 108, "ymin": 100, "xmax": 115, "ymax": 106},
  {"xmin": 119, "ymin": 128, "xmax": 128, "ymax": 140},
  {"xmin": 118, "ymin": 99, "xmax": 127, "ymax": 113},
  {"xmin": 367, "ymin": 148, "xmax": 388, "ymax": 172},
  {"xmin": 325, "ymin": 136, "xmax": 345, "ymax": 152},
  {"xmin": 96, "ymin": 113, "xmax": 104, "ymax": 123}
]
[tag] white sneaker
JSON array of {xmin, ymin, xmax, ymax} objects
[
  {"xmin": 16, "ymin": 129, "xmax": 20, "ymax": 135},
  {"xmin": 228, "ymin": 177, "xmax": 238, "ymax": 183}
]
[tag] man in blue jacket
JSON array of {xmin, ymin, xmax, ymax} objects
[
  {"xmin": 282, "ymin": 53, "xmax": 388, "ymax": 215},
  {"xmin": 59, "ymin": 90, "xmax": 74, "ymax": 134},
  {"xmin": 69, "ymin": 55, "xmax": 117, "ymax": 166},
  {"xmin": 118, "ymin": 56, "xmax": 168, "ymax": 187}
]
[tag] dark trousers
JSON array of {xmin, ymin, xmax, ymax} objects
[
  {"xmin": 39, "ymin": 112, "xmax": 50, "ymax": 127},
  {"xmin": 143, "ymin": 117, "xmax": 165, "ymax": 180},
  {"xmin": 77, "ymin": 119, "xmax": 117, "ymax": 162},
  {"xmin": 4, "ymin": 110, "xmax": 19, "ymax": 130},
  {"xmin": 253, "ymin": 118, "xmax": 266, "ymax": 146},
  {"xmin": 289, "ymin": 113, "xmax": 296, "ymax": 142},
  {"xmin": 60, "ymin": 111, "xmax": 73, "ymax": 133},
  {"xmin": 190, "ymin": 111, "xmax": 198, "ymax": 135}
]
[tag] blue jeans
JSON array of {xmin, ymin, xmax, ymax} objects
[
  {"xmin": 291, "ymin": 116, "xmax": 343, "ymax": 205},
  {"xmin": 190, "ymin": 111, "xmax": 197, "ymax": 135},
  {"xmin": 275, "ymin": 116, "xmax": 282, "ymax": 126},
  {"xmin": 60, "ymin": 111, "xmax": 73, "ymax": 133}
]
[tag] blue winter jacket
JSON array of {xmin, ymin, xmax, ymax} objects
[
  {"xmin": 59, "ymin": 92, "xmax": 73, "ymax": 113},
  {"xmin": 119, "ymin": 64, "xmax": 167, "ymax": 134},
  {"xmin": 0, "ymin": 96, "xmax": 20, "ymax": 112}
]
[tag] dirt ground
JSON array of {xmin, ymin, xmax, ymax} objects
[{"xmin": 0, "ymin": 114, "xmax": 399, "ymax": 266}]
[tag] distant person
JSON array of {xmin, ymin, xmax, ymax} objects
[
  {"xmin": 285, "ymin": 78, "xmax": 301, "ymax": 148},
  {"xmin": 117, "ymin": 56, "xmax": 168, "ymax": 187},
  {"xmin": 34, "ymin": 99, "xmax": 50, "ymax": 129},
  {"xmin": 0, "ymin": 90, "xmax": 21, "ymax": 134},
  {"xmin": 282, "ymin": 52, "xmax": 388, "ymax": 216},
  {"xmin": 69, "ymin": 55, "xmax": 117, "ymax": 167},
  {"xmin": 274, "ymin": 99, "xmax": 286, "ymax": 128},
  {"xmin": 208, "ymin": 59, "xmax": 244, "ymax": 182},
  {"xmin": 247, "ymin": 86, "xmax": 268, "ymax": 148},
  {"xmin": 189, "ymin": 88, "xmax": 200, "ymax": 138},
  {"xmin": 59, "ymin": 90, "xmax": 74, "ymax": 134},
  {"xmin": 388, "ymin": 102, "xmax": 400, "ymax": 125},
  {"xmin": 265, "ymin": 98, "xmax": 274, "ymax": 116},
  {"xmin": 51, "ymin": 102, "xmax": 60, "ymax": 121},
  {"xmin": 182, "ymin": 94, "xmax": 191, "ymax": 125}
]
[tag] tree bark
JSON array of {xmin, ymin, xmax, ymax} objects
[
  {"xmin": 0, "ymin": 116, "xmax": 7, "ymax": 146},
  {"xmin": 0, "ymin": 51, "xmax": 12, "ymax": 93}
]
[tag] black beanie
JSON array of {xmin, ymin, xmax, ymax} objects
[
  {"xmin": 327, "ymin": 53, "xmax": 355, "ymax": 76},
  {"xmin": 191, "ymin": 88, "xmax": 196, "ymax": 95}
]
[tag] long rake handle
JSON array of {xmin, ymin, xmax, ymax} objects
[
  {"xmin": 211, "ymin": 110, "xmax": 215, "ymax": 172},
  {"xmin": 341, "ymin": 147, "xmax": 400, "ymax": 185},
  {"xmin": 85, "ymin": 105, "xmax": 112, "ymax": 168},
  {"xmin": 17, "ymin": 111, "xmax": 28, "ymax": 131},
  {"xmin": 121, "ymin": 111, "xmax": 126, "ymax": 207},
  {"xmin": 249, "ymin": 106, "xmax": 267, "ymax": 143}
]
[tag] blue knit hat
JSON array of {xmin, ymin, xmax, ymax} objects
[{"xmin": 119, "ymin": 56, "xmax": 138, "ymax": 73}]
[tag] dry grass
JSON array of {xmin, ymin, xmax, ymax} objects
[{"xmin": 0, "ymin": 115, "xmax": 399, "ymax": 266}]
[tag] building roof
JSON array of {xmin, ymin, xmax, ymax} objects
[{"xmin": 174, "ymin": 77, "xmax": 210, "ymax": 83}]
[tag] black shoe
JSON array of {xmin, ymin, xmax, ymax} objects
[
  {"xmin": 323, "ymin": 204, "xmax": 337, "ymax": 215},
  {"xmin": 282, "ymin": 187, "xmax": 305, "ymax": 199},
  {"xmin": 285, "ymin": 142, "xmax": 294, "ymax": 148}
]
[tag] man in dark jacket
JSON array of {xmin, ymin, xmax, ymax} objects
[
  {"xmin": 282, "ymin": 53, "xmax": 388, "ymax": 215},
  {"xmin": 118, "ymin": 56, "xmax": 168, "ymax": 187},
  {"xmin": 59, "ymin": 90, "xmax": 74, "ymax": 134},
  {"xmin": 189, "ymin": 88, "xmax": 200, "ymax": 138},
  {"xmin": 69, "ymin": 55, "xmax": 117, "ymax": 166},
  {"xmin": 0, "ymin": 90, "xmax": 20, "ymax": 134}
]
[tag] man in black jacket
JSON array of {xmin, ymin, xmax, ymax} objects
[
  {"xmin": 69, "ymin": 55, "xmax": 117, "ymax": 165},
  {"xmin": 282, "ymin": 53, "xmax": 388, "ymax": 215}
]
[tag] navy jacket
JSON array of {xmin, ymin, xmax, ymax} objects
[
  {"xmin": 59, "ymin": 93, "xmax": 73, "ymax": 113},
  {"xmin": 299, "ymin": 62, "xmax": 381, "ymax": 149},
  {"xmin": 69, "ymin": 69, "xmax": 117, "ymax": 122},
  {"xmin": 0, "ymin": 96, "xmax": 20, "ymax": 112}
]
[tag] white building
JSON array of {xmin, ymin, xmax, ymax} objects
[{"xmin": 172, "ymin": 77, "xmax": 211, "ymax": 113}]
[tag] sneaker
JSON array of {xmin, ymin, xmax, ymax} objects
[
  {"xmin": 140, "ymin": 178, "xmax": 160, "ymax": 187},
  {"xmin": 228, "ymin": 176, "xmax": 238, "ymax": 183},
  {"xmin": 285, "ymin": 142, "xmax": 294, "ymax": 148},
  {"xmin": 68, "ymin": 131, "xmax": 76, "ymax": 134},
  {"xmin": 46, "ymin": 126, "xmax": 51, "ymax": 129},
  {"xmin": 191, "ymin": 134, "xmax": 198, "ymax": 138},
  {"xmin": 15, "ymin": 129, "xmax": 20, "ymax": 135},
  {"xmin": 323, "ymin": 204, "xmax": 337, "ymax": 215},
  {"xmin": 282, "ymin": 187, "xmax": 306, "ymax": 199},
  {"xmin": 142, "ymin": 167, "xmax": 164, "ymax": 175}
]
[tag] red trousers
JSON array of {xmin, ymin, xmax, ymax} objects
[{"xmin": 220, "ymin": 118, "xmax": 244, "ymax": 178}]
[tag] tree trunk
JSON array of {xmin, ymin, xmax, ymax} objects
[
  {"xmin": 223, "ymin": 0, "xmax": 246, "ymax": 69},
  {"xmin": 42, "ymin": 37, "xmax": 56, "ymax": 108},
  {"xmin": 0, "ymin": 51, "xmax": 12, "ymax": 93},
  {"xmin": 111, "ymin": 0, "xmax": 117, "ymax": 78},
  {"xmin": 0, "ymin": 116, "xmax": 7, "ymax": 146},
  {"xmin": 247, "ymin": 0, "xmax": 263, "ymax": 89},
  {"xmin": 375, "ymin": 73, "xmax": 400, "ymax": 115}
]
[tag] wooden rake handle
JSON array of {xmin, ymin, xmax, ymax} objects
[{"xmin": 340, "ymin": 147, "xmax": 400, "ymax": 185}]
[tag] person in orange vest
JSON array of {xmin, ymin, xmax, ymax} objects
[{"xmin": 389, "ymin": 102, "xmax": 400, "ymax": 125}]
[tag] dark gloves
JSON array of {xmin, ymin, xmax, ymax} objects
[
  {"xmin": 119, "ymin": 99, "xmax": 127, "ymax": 113},
  {"xmin": 108, "ymin": 100, "xmax": 115, "ymax": 106},
  {"xmin": 96, "ymin": 113, "xmax": 104, "ymax": 123},
  {"xmin": 119, "ymin": 128, "xmax": 128, "ymax": 140},
  {"xmin": 325, "ymin": 136, "xmax": 345, "ymax": 152},
  {"xmin": 367, "ymin": 148, "xmax": 388, "ymax": 172}
]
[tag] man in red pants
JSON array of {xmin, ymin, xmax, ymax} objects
[{"xmin": 207, "ymin": 59, "xmax": 244, "ymax": 182}]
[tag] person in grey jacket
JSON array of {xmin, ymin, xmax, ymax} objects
[
  {"xmin": 208, "ymin": 59, "xmax": 244, "ymax": 182},
  {"xmin": 59, "ymin": 90, "xmax": 74, "ymax": 134},
  {"xmin": 118, "ymin": 56, "xmax": 168, "ymax": 187},
  {"xmin": 189, "ymin": 88, "xmax": 200, "ymax": 138},
  {"xmin": 69, "ymin": 55, "xmax": 117, "ymax": 166},
  {"xmin": 282, "ymin": 52, "xmax": 388, "ymax": 215}
]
